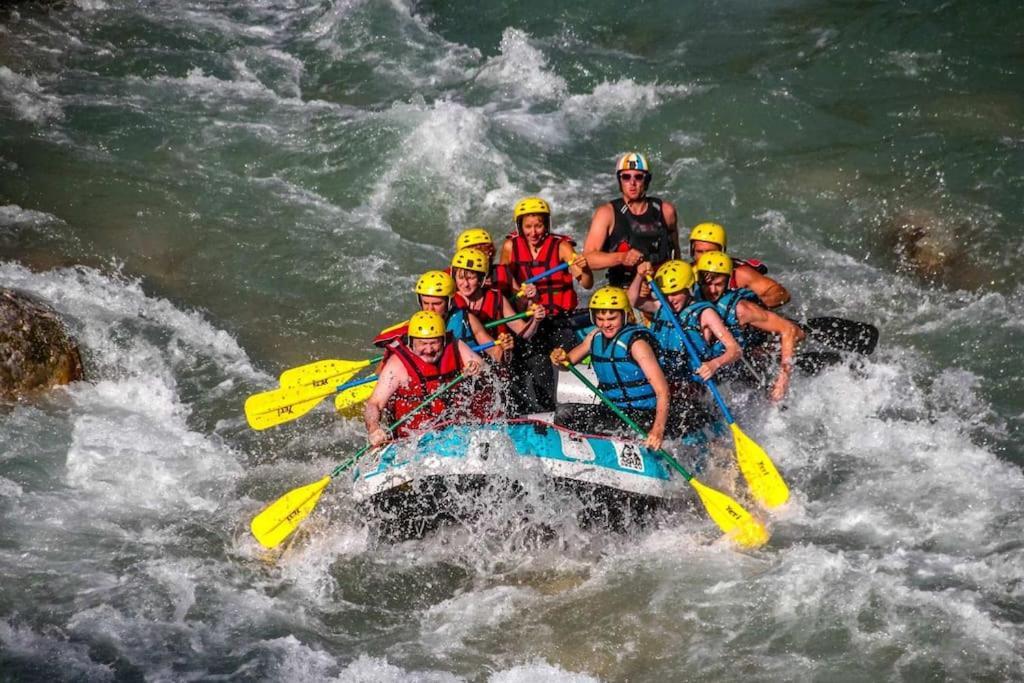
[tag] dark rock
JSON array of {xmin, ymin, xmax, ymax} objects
[{"xmin": 0, "ymin": 288, "xmax": 83, "ymax": 399}]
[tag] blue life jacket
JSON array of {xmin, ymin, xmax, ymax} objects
[
  {"xmin": 649, "ymin": 301, "xmax": 715, "ymax": 382},
  {"xmin": 591, "ymin": 325, "xmax": 658, "ymax": 410},
  {"xmin": 446, "ymin": 308, "xmax": 475, "ymax": 345},
  {"xmin": 706, "ymin": 287, "xmax": 767, "ymax": 354}
]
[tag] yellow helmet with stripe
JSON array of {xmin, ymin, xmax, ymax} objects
[
  {"xmin": 654, "ymin": 260, "xmax": 696, "ymax": 294},
  {"xmin": 689, "ymin": 222, "xmax": 727, "ymax": 251},
  {"xmin": 450, "ymin": 247, "xmax": 490, "ymax": 275},
  {"xmin": 455, "ymin": 227, "xmax": 492, "ymax": 251},
  {"xmin": 414, "ymin": 270, "xmax": 455, "ymax": 297},
  {"xmin": 407, "ymin": 311, "xmax": 447, "ymax": 339},
  {"xmin": 616, "ymin": 152, "xmax": 650, "ymax": 173},
  {"xmin": 695, "ymin": 251, "xmax": 734, "ymax": 277}
]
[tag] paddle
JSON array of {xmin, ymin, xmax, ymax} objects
[
  {"xmin": 333, "ymin": 340, "xmax": 496, "ymax": 417},
  {"xmin": 515, "ymin": 261, "xmax": 570, "ymax": 298},
  {"xmin": 647, "ymin": 276, "xmax": 789, "ymax": 508},
  {"xmin": 801, "ymin": 316, "xmax": 878, "ymax": 355},
  {"xmin": 563, "ymin": 363, "xmax": 769, "ymax": 549},
  {"xmin": 250, "ymin": 372, "xmax": 470, "ymax": 549},
  {"xmin": 277, "ymin": 311, "xmax": 531, "ymax": 392}
]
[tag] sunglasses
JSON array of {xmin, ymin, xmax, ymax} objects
[{"xmin": 618, "ymin": 172, "xmax": 648, "ymax": 182}]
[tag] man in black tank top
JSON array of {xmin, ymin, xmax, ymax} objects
[{"xmin": 583, "ymin": 152, "xmax": 680, "ymax": 288}]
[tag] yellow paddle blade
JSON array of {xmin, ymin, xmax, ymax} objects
[
  {"xmin": 731, "ymin": 423, "xmax": 790, "ymax": 509},
  {"xmin": 244, "ymin": 385, "xmax": 333, "ymax": 430},
  {"xmin": 278, "ymin": 358, "xmax": 372, "ymax": 390},
  {"xmin": 334, "ymin": 380, "xmax": 377, "ymax": 418},
  {"xmin": 250, "ymin": 476, "xmax": 332, "ymax": 549},
  {"xmin": 689, "ymin": 478, "xmax": 770, "ymax": 549}
]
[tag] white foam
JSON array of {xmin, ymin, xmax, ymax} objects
[
  {"xmin": 420, "ymin": 585, "xmax": 539, "ymax": 654},
  {"xmin": 334, "ymin": 654, "xmax": 461, "ymax": 682},
  {"xmin": 474, "ymin": 28, "xmax": 568, "ymax": 102},
  {"xmin": 0, "ymin": 619, "xmax": 113, "ymax": 680},
  {"xmin": 0, "ymin": 66, "xmax": 63, "ymax": 124},
  {"xmin": 489, "ymin": 662, "xmax": 602, "ymax": 683}
]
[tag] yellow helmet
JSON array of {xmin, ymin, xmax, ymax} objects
[
  {"xmin": 689, "ymin": 222, "xmax": 727, "ymax": 251},
  {"xmin": 695, "ymin": 251, "xmax": 734, "ymax": 277},
  {"xmin": 414, "ymin": 270, "xmax": 455, "ymax": 297},
  {"xmin": 455, "ymin": 227, "xmax": 492, "ymax": 251},
  {"xmin": 654, "ymin": 260, "xmax": 696, "ymax": 294},
  {"xmin": 407, "ymin": 311, "xmax": 447, "ymax": 339},
  {"xmin": 588, "ymin": 286, "xmax": 631, "ymax": 312},
  {"xmin": 513, "ymin": 196, "xmax": 551, "ymax": 224},
  {"xmin": 450, "ymin": 247, "xmax": 490, "ymax": 275}
]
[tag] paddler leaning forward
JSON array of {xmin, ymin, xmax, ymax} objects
[
  {"xmin": 364, "ymin": 311, "xmax": 484, "ymax": 447},
  {"xmin": 549, "ymin": 286, "xmax": 670, "ymax": 451}
]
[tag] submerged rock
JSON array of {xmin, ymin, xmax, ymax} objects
[
  {"xmin": 0, "ymin": 288, "xmax": 83, "ymax": 399},
  {"xmin": 884, "ymin": 208, "xmax": 961, "ymax": 282}
]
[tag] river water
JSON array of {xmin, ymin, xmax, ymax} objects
[{"xmin": 2, "ymin": 1, "xmax": 1023, "ymax": 680}]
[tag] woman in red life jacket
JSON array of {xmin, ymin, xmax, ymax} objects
[
  {"xmin": 499, "ymin": 197, "xmax": 592, "ymax": 414},
  {"xmin": 364, "ymin": 311, "xmax": 485, "ymax": 446},
  {"xmin": 583, "ymin": 152, "xmax": 680, "ymax": 288},
  {"xmin": 688, "ymin": 222, "xmax": 790, "ymax": 308},
  {"xmin": 373, "ymin": 270, "xmax": 514, "ymax": 365},
  {"xmin": 454, "ymin": 227, "xmax": 516, "ymax": 298},
  {"xmin": 450, "ymin": 247, "xmax": 546, "ymax": 339}
]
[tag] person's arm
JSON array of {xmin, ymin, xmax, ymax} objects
[
  {"xmin": 364, "ymin": 356, "xmax": 405, "ymax": 446},
  {"xmin": 455, "ymin": 340, "xmax": 484, "ymax": 376},
  {"xmin": 550, "ymin": 329, "xmax": 596, "ymax": 368},
  {"xmin": 694, "ymin": 308, "xmax": 741, "ymax": 380},
  {"xmin": 583, "ymin": 204, "xmax": 643, "ymax": 271},
  {"xmin": 736, "ymin": 300, "xmax": 805, "ymax": 401},
  {"xmin": 734, "ymin": 265, "xmax": 790, "ymax": 308},
  {"xmin": 467, "ymin": 311, "xmax": 508, "ymax": 362},
  {"xmin": 502, "ymin": 296, "xmax": 545, "ymax": 339},
  {"xmin": 558, "ymin": 239, "xmax": 594, "ymax": 289},
  {"xmin": 661, "ymin": 200, "xmax": 681, "ymax": 260},
  {"xmin": 627, "ymin": 263, "xmax": 658, "ymax": 313},
  {"xmin": 631, "ymin": 339, "xmax": 669, "ymax": 450}
]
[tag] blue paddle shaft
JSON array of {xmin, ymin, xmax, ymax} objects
[
  {"xmin": 646, "ymin": 277, "xmax": 736, "ymax": 426},
  {"xmin": 522, "ymin": 261, "xmax": 569, "ymax": 285}
]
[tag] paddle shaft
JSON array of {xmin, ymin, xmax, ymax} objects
[
  {"xmin": 646, "ymin": 277, "xmax": 736, "ymax": 425},
  {"xmin": 564, "ymin": 363, "xmax": 694, "ymax": 482},
  {"xmin": 328, "ymin": 372, "xmax": 470, "ymax": 479}
]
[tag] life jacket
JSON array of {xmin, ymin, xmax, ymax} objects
[
  {"xmin": 490, "ymin": 263, "xmax": 516, "ymax": 298},
  {"xmin": 729, "ymin": 257, "xmax": 768, "ymax": 290},
  {"xmin": 649, "ymin": 301, "xmax": 716, "ymax": 384},
  {"xmin": 506, "ymin": 232, "xmax": 577, "ymax": 314},
  {"xmin": 705, "ymin": 287, "xmax": 769, "ymax": 354},
  {"xmin": 603, "ymin": 197, "xmax": 672, "ymax": 287},
  {"xmin": 590, "ymin": 325, "xmax": 658, "ymax": 410},
  {"xmin": 453, "ymin": 289, "xmax": 508, "ymax": 336},
  {"xmin": 386, "ymin": 336, "xmax": 463, "ymax": 437}
]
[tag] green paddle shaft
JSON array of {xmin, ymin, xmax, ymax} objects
[{"xmin": 564, "ymin": 363, "xmax": 694, "ymax": 482}]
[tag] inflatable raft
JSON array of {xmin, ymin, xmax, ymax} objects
[{"xmin": 350, "ymin": 418, "xmax": 699, "ymax": 540}]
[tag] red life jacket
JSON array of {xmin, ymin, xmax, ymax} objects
[
  {"xmin": 453, "ymin": 289, "xmax": 508, "ymax": 336},
  {"xmin": 386, "ymin": 337, "xmax": 463, "ymax": 437},
  {"xmin": 506, "ymin": 233, "xmax": 577, "ymax": 314},
  {"xmin": 729, "ymin": 257, "xmax": 768, "ymax": 290}
]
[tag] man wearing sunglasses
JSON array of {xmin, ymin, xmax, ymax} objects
[{"xmin": 583, "ymin": 152, "xmax": 680, "ymax": 288}]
